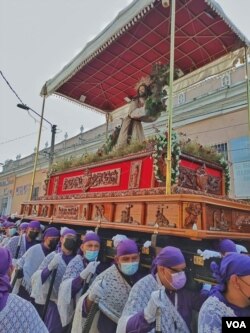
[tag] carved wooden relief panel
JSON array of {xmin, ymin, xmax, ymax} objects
[
  {"xmin": 183, "ymin": 202, "xmax": 202, "ymax": 230},
  {"xmin": 55, "ymin": 205, "xmax": 80, "ymax": 220},
  {"xmin": 232, "ymin": 211, "xmax": 250, "ymax": 232},
  {"xmin": 41, "ymin": 205, "xmax": 49, "ymax": 217},
  {"xmin": 91, "ymin": 204, "xmax": 110, "ymax": 222},
  {"xmin": 128, "ymin": 160, "xmax": 142, "ymax": 189},
  {"xmin": 62, "ymin": 168, "xmax": 121, "ymax": 193},
  {"xmin": 31, "ymin": 205, "xmax": 38, "ymax": 216},
  {"xmin": 146, "ymin": 203, "xmax": 179, "ymax": 228},
  {"xmin": 23, "ymin": 204, "xmax": 31, "ymax": 216},
  {"xmin": 114, "ymin": 203, "xmax": 141, "ymax": 225},
  {"xmin": 81, "ymin": 204, "xmax": 90, "ymax": 221},
  {"xmin": 206, "ymin": 205, "xmax": 232, "ymax": 231},
  {"xmin": 178, "ymin": 165, "xmax": 221, "ymax": 195}
]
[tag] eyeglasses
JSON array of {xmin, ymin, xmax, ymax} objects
[
  {"xmin": 239, "ymin": 278, "xmax": 250, "ymax": 287},
  {"xmin": 167, "ymin": 267, "xmax": 186, "ymax": 273}
]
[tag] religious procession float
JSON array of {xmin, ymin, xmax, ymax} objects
[{"xmin": 17, "ymin": 0, "xmax": 250, "ymax": 285}]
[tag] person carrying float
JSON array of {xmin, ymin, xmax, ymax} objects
[
  {"xmin": 12, "ymin": 226, "xmax": 60, "ymax": 301},
  {"xmin": 72, "ymin": 237, "xmax": 142, "ymax": 333},
  {"xmin": 198, "ymin": 253, "xmax": 250, "ymax": 332},
  {"xmin": 117, "ymin": 246, "xmax": 208, "ymax": 333},
  {"xmin": 5, "ymin": 220, "xmax": 41, "ymax": 259},
  {"xmin": 31, "ymin": 228, "xmax": 78, "ymax": 333},
  {"xmin": 56, "ymin": 230, "xmax": 105, "ymax": 329},
  {"xmin": 0, "ymin": 247, "xmax": 48, "ymax": 333}
]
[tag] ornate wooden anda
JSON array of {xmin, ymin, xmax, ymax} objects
[{"xmin": 19, "ymin": 151, "xmax": 250, "ymax": 240}]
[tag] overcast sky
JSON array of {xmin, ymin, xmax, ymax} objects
[{"xmin": 1, "ymin": 0, "xmax": 250, "ymax": 167}]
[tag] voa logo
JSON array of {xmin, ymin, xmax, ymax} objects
[{"xmin": 226, "ymin": 321, "xmax": 246, "ymax": 329}]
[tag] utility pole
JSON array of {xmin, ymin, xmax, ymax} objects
[
  {"xmin": 29, "ymin": 94, "xmax": 46, "ymax": 201},
  {"xmin": 49, "ymin": 125, "xmax": 57, "ymax": 169}
]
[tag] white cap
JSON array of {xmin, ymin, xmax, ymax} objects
[{"xmin": 112, "ymin": 234, "xmax": 128, "ymax": 248}]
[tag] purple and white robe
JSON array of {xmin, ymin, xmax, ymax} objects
[
  {"xmin": 0, "ymin": 237, "xmax": 10, "ymax": 247},
  {"xmin": 12, "ymin": 243, "xmax": 47, "ymax": 295},
  {"xmin": 5, "ymin": 235, "xmax": 26, "ymax": 259},
  {"xmin": 31, "ymin": 251, "xmax": 73, "ymax": 333},
  {"xmin": 31, "ymin": 251, "xmax": 67, "ymax": 305},
  {"xmin": 198, "ymin": 291, "xmax": 250, "ymax": 333},
  {"xmin": 57, "ymin": 254, "xmax": 89, "ymax": 327},
  {"xmin": 117, "ymin": 274, "xmax": 190, "ymax": 333},
  {"xmin": 72, "ymin": 264, "xmax": 135, "ymax": 333},
  {"xmin": 0, "ymin": 293, "xmax": 48, "ymax": 333}
]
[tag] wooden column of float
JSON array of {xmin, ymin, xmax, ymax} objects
[{"xmin": 201, "ymin": 203, "xmax": 207, "ymax": 230}]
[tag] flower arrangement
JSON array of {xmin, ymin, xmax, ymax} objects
[
  {"xmin": 144, "ymin": 62, "xmax": 182, "ymax": 121},
  {"xmin": 219, "ymin": 157, "xmax": 230, "ymax": 194},
  {"xmin": 152, "ymin": 131, "xmax": 181, "ymax": 184}
]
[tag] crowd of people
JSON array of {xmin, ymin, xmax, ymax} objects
[{"xmin": 0, "ymin": 215, "xmax": 250, "ymax": 333}]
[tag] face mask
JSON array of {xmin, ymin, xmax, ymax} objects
[
  {"xmin": 120, "ymin": 262, "xmax": 139, "ymax": 276},
  {"xmin": 64, "ymin": 238, "xmax": 77, "ymax": 251},
  {"xmin": 239, "ymin": 278, "xmax": 250, "ymax": 302},
  {"xmin": 85, "ymin": 250, "xmax": 99, "ymax": 262},
  {"xmin": 9, "ymin": 228, "xmax": 17, "ymax": 237},
  {"xmin": 170, "ymin": 271, "xmax": 187, "ymax": 290},
  {"xmin": 28, "ymin": 231, "xmax": 39, "ymax": 240},
  {"xmin": 48, "ymin": 239, "xmax": 58, "ymax": 251}
]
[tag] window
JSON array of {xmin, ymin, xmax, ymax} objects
[
  {"xmin": 213, "ymin": 143, "xmax": 228, "ymax": 160},
  {"xmin": 177, "ymin": 92, "xmax": 186, "ymax": 105},
  {"xmin": 0, "ymin": 197, "xmax": 8, "ymax": 215},
  {"xmin": 32, "ymin": 186, "xmax": 39, "ymax": 200},
  {"xmin": 221, "ymin": 73, "xmax": 231, "ymax": 88}
]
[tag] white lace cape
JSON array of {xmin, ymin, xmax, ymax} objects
[
  {"xmin": 0, "ymin": 236, "xmax": 10, "ymax": 246},
  {"xmin": 198, "ymin": 295, "xmax": 236, "ymax": 333},
  {"xmin": 72, "ymin": 264, "xmax": 134, "ymax": 333},
  {"xmin": 5, "ymin": 234, "xmax": 26, "ymax": 259},
  {"xmin": 57, "ymin": 254, "xmax": 86, "ymax": 327},
  {"xmin": 0, "ymin": 294, "xmax": 48, "ymax": 333},
  {"xmin": 31, "ymin": 251, "xmax": 67, "ymax": 305},
  {"xmin": 117, "ymin": 274, "xmax": 190, "ymax": 333},
  {"xmin": 12, "ymin": 244, "xmax": 45, "ymax": 294}
]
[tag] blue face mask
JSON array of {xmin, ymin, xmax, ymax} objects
[
  {"xmin": 120, "ymin": 262, "xmax": 139, "ymax": 276},
  {"xmin": 85, "ymin": 250, "xmax": 99, "ymax": 262},
  {"xmin": 9, "ymin": 228, "xmax": 17, "ymax": 237}
]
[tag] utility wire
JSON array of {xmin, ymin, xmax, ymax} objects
[
  {"xmin": 0, "ymin": 70, "xmax": 50, "ymax": 128},
  {"xmin": 0, "ymin": 131, "xmax": 46, "ymax": 145},
  {"xmin": 0, "ymin": 70, "xmax": 24, "ymax": 104}
]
